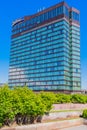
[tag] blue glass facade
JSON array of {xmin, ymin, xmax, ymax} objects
[
  {"xmin": 12, "ymin": 5, "xmax": 69, "ymax": 35},
  {"xmin": 9, "ymin": 2, "xmax": 81, "ymax": 91}
]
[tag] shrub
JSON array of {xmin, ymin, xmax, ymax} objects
[
  {"xmin": 55, "ymin": 93, "xmax": 71, "ymax": 103},
  {"xmin": 71, "ymin": 94, "xmax": 87, "ymax": 104},
  {"xmin": 0, "ymin": 85, "xmax": 15, "ymax": 126},
  {"xmin": 0, "ymin": 85, "xmax": 87, "ymax": 127},
  {"xmin": 82, "ymin": 109, "xmax": 87, "ymax": 118},
  {"xmin": 39, "ymin": 92, "xmax": 56, "ymax": 112},
  {"xmin": 0, "ymin": 86, "xmax": 53, "ymax": 126},
  {"xmin": 11, "ymin": 87, "xmax": 46, "ymax": 124}
]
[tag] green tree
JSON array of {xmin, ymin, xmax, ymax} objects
[{"xmin": 0, "ymin": 85, "xmax": 15, "ymax": 126}]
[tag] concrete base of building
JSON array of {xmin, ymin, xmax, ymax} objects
[{"xmin": 34, "ymin": 89, "xmax": 87, "ymax": 94}]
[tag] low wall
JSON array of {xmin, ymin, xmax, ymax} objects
[
  {"xmin": 52, "ymin": 104, "xmax": 87, "ymax": 111},
  {"xmin": 42, "ymin": 104, "xmax": 87, "ymax": 121},
  {"xmin": 42, "ymin": 111, "xmax": 81, "ymax": 121},
  {"xmin": 1, "ymin": 118, "xmax": 84, "ymax": 130}
]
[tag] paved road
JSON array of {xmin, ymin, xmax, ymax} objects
[{"xmin": 62, "ymin": 125, "xmax": 87, "ymax": 130}]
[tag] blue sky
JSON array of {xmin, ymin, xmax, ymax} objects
[{"xmin": 0, "ymin": 0, "xmax": 87, "ymax": 89}]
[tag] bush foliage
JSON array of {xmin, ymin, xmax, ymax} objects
[
  {"xmin": 82, "ymin": 109, "xmax": 87, "ymax": 118},
  {"xmin": 0, "ymin": 86, "xmax": 53, "ymax": 127},
  {"xmin": 0, "ymin": 85, "xmax": 87, "ymax": 127},
  {"xmin": 55, "ymin": 93, "xmax": 71, "ymax": 103}
]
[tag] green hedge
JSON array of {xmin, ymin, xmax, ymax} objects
[
  {"xmin": 70, "ymin": 94, "xmax": 87, "ymax": 104},
  {"xmin": 0, "ymin": 85, "xmax": 87, "ymax": 127},
  {"xmin": 82, "ymin": 109, "xmax": 87, "ymax": 118},
  {"xmin": 0, "ymin": 86, "xmax": 53, "ymax": 127},
  {"xmin": 55, "ymin": 93, "xmax": 71, "ymax": 103}
]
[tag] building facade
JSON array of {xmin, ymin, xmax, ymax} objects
[{"xmin": 9, "ymin": 1, "xmax": 81, "ymax": 91}]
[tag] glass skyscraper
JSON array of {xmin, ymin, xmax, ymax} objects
[{"xmin": 9, "ymin": 1, "xmax": 81, "ymax": 91}]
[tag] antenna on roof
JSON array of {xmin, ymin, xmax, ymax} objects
[
  {"xmin": 37, "ymin": 6, "xmax": 46, "ymax": 13},
  {"xmin": 43, "ymin": 7, "xmax": 45, "ymax": 10},
  {"xmin": 37, "ymin": 9, "xmax": 40, "ymax": 12},
  {"xmin": 39, "ymin": 8, "xmax": 42, "ymax": 12}
]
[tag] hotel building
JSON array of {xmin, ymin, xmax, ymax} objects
[{"xmin": 9, "ymin": 1, "xmax": 81, "ymax": 91}]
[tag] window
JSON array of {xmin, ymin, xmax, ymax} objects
[
  {"xmin": 57, "ymin": 62, "xmax": 62, "ymax": 66},
  {"xmin": 50, "ymin": 67, "xmax": 54, "ymax": 71},
  {"xmin": 70, "ymin": 11, "xmax": 79, "ymax": 21},
  {"xmin": 64, "ymin": 6, "xmax": 69, "ymax": 17},
  {"xmin": 76, "ymin": 68, "xmax": 79, "ymax": 73}
]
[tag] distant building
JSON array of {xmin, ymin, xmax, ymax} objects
[
  {"xmin": 9, "ymin": 1, "xmax": 81, "ymax": 91},
  {"xmin": 0, "ymin": 83, "xmax": 5, "ymax": 87}
]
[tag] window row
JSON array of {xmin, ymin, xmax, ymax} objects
[{"xmin": 12, "ymin": 6, "xmax": 69, "ymax": 34}]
